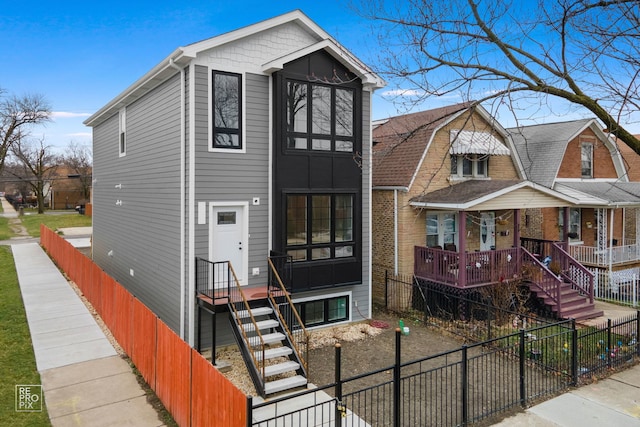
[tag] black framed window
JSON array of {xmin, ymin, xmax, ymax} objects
[
  {"xmin": 295, "ymin": 295, "xmax": 349, "ymax": 326},
  {"xmin": 286, "ymin": 193, "xmax": 354, "ymax": 261},
  {"xmin": 285, "ymin": 79, "xmax": 355, "ymax": 152},
  {"xmin": 212, "ymin": 71, "xmax": 242, "ymax": 149}
]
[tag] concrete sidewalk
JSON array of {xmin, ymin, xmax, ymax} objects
[{"xmin": 12, "ymin": 242, "xmax": 165, "ymax": 426}]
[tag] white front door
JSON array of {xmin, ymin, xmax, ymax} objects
[
  {"xmin": 210, "ymin": 204, "xmax": 247, "ymax": 287},
  {"xmin": 480, "ymin": 212, "xmax": 496, "ymax": 251}
]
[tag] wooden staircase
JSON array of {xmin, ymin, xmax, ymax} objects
[
  {"xmin": 230, "ymin": 299, "xmax": 308, "ymax": 397},
  {"xmin": 528, "ymin": 281, "xmax": 603, "ymax": 320}
]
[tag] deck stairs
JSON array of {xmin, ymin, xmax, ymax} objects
[
  {"xmin": 527, "ymin": 281, "xmax": 603, "ymax": 320},
  {"xmin": 229, "ymin": 298, "xmax": 308, "ymax": 397}
]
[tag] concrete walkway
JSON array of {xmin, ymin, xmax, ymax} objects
[{"xmin": 4, "ymin": 196, "xmax": 165, "ymax": 426}]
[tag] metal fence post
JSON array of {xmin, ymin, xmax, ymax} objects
[
  {"xmin": 394, "ymin": 328, "xmax": 401, "ymax": 427},
  {"xmin": 636, "ymin": 311, "xmax": 640, "ymax": 357},
  {"xmin": 246, "ymin": 396, "xmax": 253, "ymax": 427},
  {"xmin": 519, "ymin": 329, "xmax": 526, "ymax": 408},
  {"xmin": 607, "ymin": 318, "xmax": 612, "ymax": 369},
  {"xmin": 335, "ymin": 343, "xmax": 343, "ymax": 427},
  {"xmin": 571, "ymin": 319, "xmax": 578, "ymax": 386},
  {"xmin": 385, "ymin": 270, "xmax": 389, "ymax": 310},
  {"xmin": 461, "ymin": 345, "xmax": 468, "ymax": 426}
]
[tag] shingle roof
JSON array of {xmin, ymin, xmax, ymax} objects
[
  {"xmin": 372, "ymin": 102, "xmax": 473, "ymax": 188},
  {"xmin": 616, "ymin": 135, "xmax": 640, "ymax": 181},
  {"xmin": 507, "ymin": 119, "xmax": 593, "ymax": 187},
  {"xmin": 410, "ymin": 179, "xmax": 523, "ymax": 205},
  {"xmin": 556, "ymin": 182, "xmax": 640, "ymax": 206}
]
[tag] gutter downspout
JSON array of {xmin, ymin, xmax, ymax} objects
[
  {"xmin": 394, "ymin": 189, "xmax": 398, "ymax": 275},
  {"xmin": 168, "ymin": 57, "xmax": 186, "ymax": 339}
]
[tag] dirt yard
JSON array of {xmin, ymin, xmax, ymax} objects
[{"xmin": 307, "ymin": 310, "xmax": 466, "ymax": 386}]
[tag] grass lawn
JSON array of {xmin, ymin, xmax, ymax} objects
[
  {"xmin": 19, "ymin": 214, "xmax": 92, "ymax": 238},
  {"xmin": 0, "ymin": 217, "xmax": 11, "ymax": 241},
  {"xmin": 0, "ymin": 246, "xmax": 50, "ymax": 426}
]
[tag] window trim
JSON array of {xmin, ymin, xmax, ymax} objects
[
  {"xmin": 119, "ymin": 107, "xmax": 126, "ymax": 157},
  {"xmin": 450, "ymin": 154, "xmax": 489, "ymax": 178},
  {"xmin": 293, "ymin": 291, "xmax": 352, "ymax": 329},
  {"xmin": 210, "ymin": 70, "xmax": 245, "ymax": 153},
  {"xmin": 581, "ymin": 141, "xmax": 593, "ymax": 178},
  {"xmin": 426, "ymin": 211, "xmax": 458, "ymax": 248}
]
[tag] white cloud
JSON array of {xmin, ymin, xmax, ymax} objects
[
  {"xmin": 51, "ymin": 111, "xmax": 92, "ymax": 118},
  {"xmin": 381, "ymin": 89, "xmax": 426, "ymax": 97}
]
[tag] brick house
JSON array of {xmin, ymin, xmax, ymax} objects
[
  {"xmin": 509, "ymin": 120, "xmax": 640, "ymax": 301},
  {"xmin": 371, "ymin": 103, "xmax": 602, "ymax": 319}
]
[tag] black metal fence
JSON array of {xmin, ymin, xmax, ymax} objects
[{"xmin": 248, "ymin": 273, "xmax": 640, "ymax": 426}]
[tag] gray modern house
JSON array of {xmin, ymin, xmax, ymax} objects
[{"xmin": 84, "ymin": 10, "xmax": 384, "ymax": 395}]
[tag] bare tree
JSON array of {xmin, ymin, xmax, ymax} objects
[
  {"xmin": 0, "ymin": 89, "xmax": 52, "ymax": 175},
  {"xmin": 9, "ymin": 137, "xmax": 59, "ymax": 214},
  {"xmin": 62, "ymin": 141, "xmax": 92, "ymax": 199},
  {"xmin": 360, "ymin": 0, "xmax": 640, "ymax": 153}
]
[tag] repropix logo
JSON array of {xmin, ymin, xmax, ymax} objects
[{"xmin": 15, "ymin": 385, "xmax": 42, "ymax": 412}]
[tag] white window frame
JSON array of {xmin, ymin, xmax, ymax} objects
[
  {"xmin": 450, "ymin": 154, "xmax": 488, "ymax": 179},
  {"xmin": 581, "ymin": 140, "xmax": 593, "ymax": 178},
  {"xmin": 119, "ymin": 107, "xmax": 126, "ymax": 157},
  {"xmin": 426, "ymin": 211, "xmax": 458, "ymax": 248}
]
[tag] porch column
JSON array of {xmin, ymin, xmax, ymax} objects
[
  {"xmin": 513, "ymin": 209, "xmax": 521, "ymax": 247},
  {"xmin": 563, "ymin": 207, "xmax": 570, "ymax": 242},
  {"xmin": 458, "ymin": 211, "xmax": 467, "ymax": 286}
]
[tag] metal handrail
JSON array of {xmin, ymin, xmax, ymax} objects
[
  {"xmin": 267, "ymin": 257, "xmax": 309, "ymax": 373},
  {"xmin": 224, "ymin": 263, "xmax": 268, "ymax": 391}
]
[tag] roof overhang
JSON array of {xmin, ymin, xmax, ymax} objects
[
  {"xmin": 410, "ymin": 181, "xmax": 581, "ymax": 211},
  {"xmin": 262, "ymin": 39, "xmax": 385, "ymax": 89}
]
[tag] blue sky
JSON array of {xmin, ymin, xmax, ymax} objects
[
  {"xmin": 2, "ymin": 1, "xmax": 636, "ymax": 153},
  {"xmin": 2, "ymin": 0, "xmax": 398, "ymax": 152}
]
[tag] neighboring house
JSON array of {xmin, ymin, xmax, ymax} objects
[
  {"xmin": 509, "ymin": 120, "xmax": 640, "ymax": 277},
  {"xmin": 84, "ymin": 11, "xmax": 384, "ymax": 396},
  {"xmin": 372, "ymin": 103, "xmax": 603, "ymax": 320},
  {"xmin": 509, "ymin": 120, "xmax": 640, "ymax": 309}
]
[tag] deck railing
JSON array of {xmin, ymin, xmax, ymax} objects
[
  {"xmin": 414, "ymin": 246, "xmax": 520, "ymax": 287},
  {"xmin": 570, "ymin": 243, "xmax": 640, "ymax": 266}
]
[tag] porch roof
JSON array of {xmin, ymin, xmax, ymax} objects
[
  {"xmin": 409, "ymin": 179, "xmax": 578, "ymax": 210},
  {"xmin": 554, "ymin": 181, "xmax": 640, "ymax": 207}
]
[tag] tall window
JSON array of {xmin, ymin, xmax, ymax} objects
[
  {"xmin": 285, "ymin": 80, "xmax": 355, "ymax": 152},
  {"xmin": 286, "ymin": 194, "xmax": 354, "ymax": 261},
  {"xmin": 581, "ymin": 141, "xmax": 593, "ymax": 178},
  {"xmin": 119, "ymin": 107, "xmax": 126, "ymax": 157},
  {"xmin": 559, "ymin": 208, "xmax": 581, "ymax": 240},
  {"xmin": 451, "ymin": 154, "xmax": 488, "ymax": 178},
  {"xmin": 213, "ymin": 71, "xmax": 242, "ymax": 149},
  {"xmin": 426, "ymin": 212, "xmax": 458, "ymax": 247}
]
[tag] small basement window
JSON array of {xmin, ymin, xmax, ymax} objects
[{"xmin": 295, "ymin": 295, "xmax": 350, "ymax": 327}]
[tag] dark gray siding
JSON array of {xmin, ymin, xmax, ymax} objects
[
  {"xmin": 192, "ymin": 67, "xmax": 270, "ymax": 285},
  {"xmin": 93, "ymin": 73, "xmax": 183, "ymax": 331}
]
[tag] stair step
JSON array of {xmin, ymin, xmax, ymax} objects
[
  {"xmin": 243, "ymin": 319, "xmax": 279, "ymax": 333},
  {"xmin": 233, "ymin": 306, "xmax": 273, "ymax": 319},
  {"xmin": 254, "ymin": 346, "xmax": 293, "ymax": 361},
  {"xmin": 264, "ymin": 375, "xmax": 308, "ymax": 395},
  {"xmin": 264, "ymin": 361, "xmax": 300, "ymax": 377},
  {"xmin": 249, "ymin": 332, "xmax": 285, "ymax": 347}
]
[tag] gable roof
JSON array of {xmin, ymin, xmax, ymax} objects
[
  {"xmin": 507, "ymin": 118, "xmax": 625, "ymax": 187},
  {"xmin": 85, "ymin": 10, "xmax": 385, "ymax": 127},
  {"xmin": 555, "ymin": 182, "xmax": 640, "ymax": 207},
  {"xmin": 372, "ymin": 103, "xmax": 472, "ymax": 188},
  {"xmin": 616, "ymin": 135, "xmax": 640, "ymax": 181}
]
